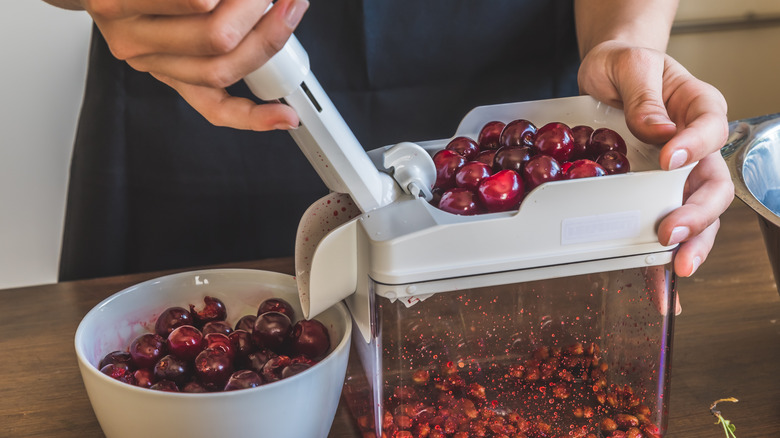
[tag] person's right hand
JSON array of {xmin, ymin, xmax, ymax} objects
[{"xmin": 84, "ymin": 0, "xmax": 309, "ymax": 130}]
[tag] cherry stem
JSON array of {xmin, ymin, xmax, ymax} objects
[{"xmin": 710, "ymin": 397, "xmax": 739, "ymax": 438}]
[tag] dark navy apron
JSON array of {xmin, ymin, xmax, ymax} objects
[{"xmin": 60, "ymin": 0, "xmax": 579, "ymax": 281}]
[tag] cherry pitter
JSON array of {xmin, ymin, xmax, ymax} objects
[{"xmin": 244, "ymin": 32, "xmax": 692, "ymax": 438}]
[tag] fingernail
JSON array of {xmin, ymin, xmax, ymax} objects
[
  {"xmin": 668, "ymin": 226, "xmax": 690, "ymax": 245},
  {"xmin": 644, "ymin": 114, "xmax": 676, "ymax": 127},
  {"xmin": 285, "ymin": 0, "xmax": 309, "ymax": 28},
  {"xmin": 690, "ymin": 256, "xmax": 702, "ymax": 276},
  {"xmin": 675, "ymin": 299, "xmax": 682, "ymax": 316},
  {"xmin": 273, "ymin": 122, "xmax": 295, "ymax": 130},
  {"xmin": 668, "ymin": 149, "xmax": 688, "ymax": 170}
]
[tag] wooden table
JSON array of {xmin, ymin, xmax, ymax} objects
[{"xmin": 2, "ymin": 200, "xmax": 779, "ymax": 438}]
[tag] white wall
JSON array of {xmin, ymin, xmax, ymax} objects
[{"xmin": 0, "ymin": 1, "xmax": 92, "ymax": 288}]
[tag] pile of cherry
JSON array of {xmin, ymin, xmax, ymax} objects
[
  {"xmin": 97, "ymin": 296, "xmax": 330, "ymax": 392},
  {"xmin": 431, "ymin": 119, "xmax": 630, "ymax": 215},
  {"xmin": 356, "ymin": 342, "xmax": 661, "ymax": 438}
]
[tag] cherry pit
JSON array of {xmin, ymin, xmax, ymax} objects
[
  {"xmin": 98, "ymin": 296, "xmax": 330, "ymax": 392},
  {"xmin": 431, "ymin": 119, "xmax": 630, "ymax": 215}
]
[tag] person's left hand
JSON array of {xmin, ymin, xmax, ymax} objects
[{"xmin": 578, "ymin": 40, "xmax": 735, "ymax": 277}]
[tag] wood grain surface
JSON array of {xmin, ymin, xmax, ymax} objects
[{"xmin": 1, "ymin": 200, "xmax": 778, "ymax": 438}]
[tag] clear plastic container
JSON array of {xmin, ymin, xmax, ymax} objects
[{"xmin": 342, "ymin": 256, "xmax": 674, "ymax": 438}]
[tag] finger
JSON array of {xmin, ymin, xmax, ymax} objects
[
  {"xmin": 658, "ymin": 72, "xmax": 729, "ymax": 170},
  {"xmin": 153, "ymin": 73, "xmax": 299, "ymax": 131},
  {"xmin": 118, "ymin": 0, "xmax": 272, "ymax": 59},
  {"xmin": 129, "ymin": 0, "xmax": 308, "ymax": 88},
  {"xmin": 673, "ymin": 218, "xmax": 721, "ymax": 277},
  {"xmin": 611, "ymin": 50, "xmax": 679, "ymax": 145},
  {"xmin": 657, "ymin": 153, "xmax": 734, "ymax": 247},
  {"xmin": 87, "ymin": 0, "xmax": 220, "ymax": 18}
]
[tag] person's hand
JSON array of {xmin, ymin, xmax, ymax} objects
[
  {"xmin": 578, "ymin": 40, "xmax": 735, "ymax": 277},
  {"xmin": 82, "ymin": 0, "xmax": 308, "ymax": 130}
]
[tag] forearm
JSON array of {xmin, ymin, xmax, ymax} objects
[
  {"xmin": 574, "ymin": 0, "xmax": 678, "ymax": 57},
  {"xmin": 42, "ymin": 0, "xmax": 84, "ymax": 11}
]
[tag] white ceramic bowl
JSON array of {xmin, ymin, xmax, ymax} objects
[{"xmin": 75, "ymin": 269, "xmax": 351, "ymax": 438}]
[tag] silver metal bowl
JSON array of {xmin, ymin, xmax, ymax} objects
[{"xmin": 722, "ymin": 112, "xmax": 780, "ymax": 291}]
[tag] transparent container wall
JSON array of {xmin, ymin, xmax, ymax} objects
[{"xmin": 343, "ymin": 264, "xmax": 675, "ymax": 438}]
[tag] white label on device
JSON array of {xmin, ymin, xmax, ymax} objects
[{"xmin": 561, "ymin": 210, "xmax": 641, "ymax": 245}]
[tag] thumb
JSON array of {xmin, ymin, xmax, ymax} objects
[{"xmin": 620, "ymin": 83, "xmax": 678, "ymax": 146}]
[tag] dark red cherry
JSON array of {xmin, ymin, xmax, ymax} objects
[
  {"xmin": 244, "ymin": 349, "xmax": 279, "ymax": 374},
  {"xmin": 477, "ymin": 169, "xmax": 524, "ymax": 212},
  {"xmin": 597, "ymin": 150, "xmax": 630, "ymax": 174},
  {"xmin": 261, "ymin": 355, "xmax": 292, "ymax": 383},
  {"xmin": 228, "ymin": 329, "xmax": 257, "ymax": 363},
  {"xmin": 153, "ymin": 354, "xmax": 191, "ymax": 386},
  {"xmin": 154, "ymin": 306, "xmax": 193, "ymax": 338},
  {"xmin": 167, "ymin": 325, "xmax": 204, "ymax": 361},
  {"xmin": 256, "ymin": 298, "xmax": 295, "ymax": 320},
  {"xmin": 429, "ymin": 186, "xmax": 444, "ymax": 208},
  {"xmin": 289, "ymin": 319, "xmax": 331, "ymax": 361},
  {"xmin": 100, "ymin": 363, "xmax": 136, "ymax": 385},
  {"xmin": 493, "ymin": 146, "xmax": 534, "ymax": 173},
  {"xmin": 282, "ymin": 363, "xmax": 312, "ymax": 379},
  {"xmin": 189, "ymin": 296, "xmax": 227, "ymax": 328},
  {"xmin": 534, "ymin": 122, "xmax": 575, "ymax": 163},
  {"xmin": 133, "ymin": 368, "xmax": 155, "ymax": 388},
  {"xmin": 478, "ymin": 121, "xmax": 506, "ymax": 150},
  {"xmin": 150, "ymin": 379, "xmax": 179, "ymax": 392},
  {"xmin": 455, "ymin": 161, "xmax": 492, "ymax": 192},
  {"xmin": 235, "ymin": 314, "xmax": 257, "ymax": 332},
  {"xmin": 204, "ymin": 332, "xmax": 235, "ymax": 360},
  {"xmin": 589, "ymin": 127, "xmax": 627, "ymax": 157},
  {"xmin": 98, "ymin": 351, "xmax": 134, "ymax": 370},
  {"xmin": 438, "ymin": 188, "xmax": 483, "ymax": 216},
  {"xmin": 182, "ymin": 380, "xmax": 208, "ymax": 393},
  {"xmin": 474, "ymin": 149, "xmax": 497, "ymax": 168},
  {"xmin": 202, "ymin": 320, "xmax": 233, "ymax": 336},
  {"xmin": 499, "ymin": 119, "xmax": 537, "ymax": 148},
  {"xmin": 252, "ymin": 311, "xmax": 292, "ymax": 353},
  {"xmin": 565, "ymin": 159, "xmax": 607, "ymax": 179},
  {"xmin": 445, "ymin": 136, "xmax": 480, "ymax": 160},
  {"xmin": 570, "ymin": 125, "xmax": 594, "ymax": 160},
  {"xmin": 433, "ymin": 149, "xmax": 466, "ymax": 190},
  {"xmin": 224, "ymin": 369, "xmax": 264, "ymax": 391},
  {"xmin": 129, "ymin": 333, "xmax": 167, "ymax": 369},
  {"xmin": 194, "ymin": 348, "xmax": 234, "ymax": 390},
  {"xmin": 522, "ymin": 154, "xmax": 562, "ymax": 191}
]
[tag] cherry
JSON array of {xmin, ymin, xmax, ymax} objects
[
  {"xmin": 570, "ymin": 125, "xmax": 594, "ymax": 160},
  {"xmin": 153, "ymin": 354, "xmax": 191, "ymax": 386},
  {"xmin": 256, "ymin": 298, "xmax": 295, "ymax": 320},
  {"xmin": 154, "ymin": 306, "xmax": 192, "ymax": 338},
  {"xmin": 228, "ymin": 329, "xmax": 257, "ymax": 363},
  {"xmin": 477, "ymin": 170, "xmax": 524, "ymax": 212},
  {"xmin": 261, "ymin": 355, "xmax": 292, "ymax": 383},
  {"xmin": 129, "ymin": 333, "xmax": 167, "ymax": 369},
  {"xmin": 252, "ymin": 311, "xmax": 292, "ymax": 353},
  {"xmin": 100, "ymin": 363, "xmax": 136, "ymax": 385},
  {"xmin": 282, "ymin": 363, "xmax": 312, "ymax": 379},
  {"xmin": 474, "ymin": 149, "xmax": 497, "ymax": 168},
  {"xmin": 433, "ymin": 149, "xmax": 466, "ymax": 190},
  {"xmin": 235, "ymin": 314, "xmax": 257, "ymax": 332},
  {"xmin": 133, "ymin": 368, "xmax": 155, "ymax": 388},
  {"xmin": 289, "ymin": 319, "xmax": 331, "ymax": 361},
  {"xmin": 477, "ymin": 121, "xmax": 506, "ymax": 150},
  {"xmin": 438, "ymin": 188, "xmax": 483, "ymax": 216},
  {"xmin": 445, "ymin": 136, "xmax": 480, "ymax": 161},
  {"xmin": 493, "ymin": 146, "xmax": 534, "ymax": 173},
  {"xmin": 98, "ymin": 350, "xmax": 133, "ymax": 370},
  {"xmin": 189, "ymin": 296, "xmax": 227, "ymax": 328},
  {"xmin": 182, "ymin": 380, "xmax": 208, "ymax": 393},
  {"xmin": 204, "ymin": 332, "xmax": 235, "ymax": 360},
  {"xmin": 534, "ymin": 122, "xmax": 574, "ymax": 163},
  {"xmin": 202, "ymin": 320, "xmax": 233, "ymax": 336},
  {"xmin": 244, "ymin": 349, "xmax": 279, "ymax": 374},
  {"xmin": 565, "ymin": 159, "xmax": 607, "ymax": 179},
  {"xmin": 224, "ymin": 369, "xmax": 264, "ymax": 391},
  {"xmin": 150, "ymin": 379, "xmax": 179, "ymax": 392},
  {"xmin": 597, "ymin": 150, "xmax": 630, "ymax": 175},
  {"xmin": 194, "ymin": 347, "xmax": 234, "ymax": 390},
  {"xmin": 522, "ymin": 154, "xmax": 562, "ymax": 191},
  {"xmin": 167, "ymin": 325, "xmax": 204, "ymax": 361},
  {"xmin": 499, "ymin": 119, "xmax": 537, "ymax": 148},
  {"xmin": 455, "ymin": 161, "xmax": 492, "ymax": 192},
  {"xmin": 589, "ymin": 127, "xmax": 627, "ymax": 157}
]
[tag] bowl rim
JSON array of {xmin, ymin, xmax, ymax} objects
[{"xmin": 74, "ymin": 268, "xmax": 352, "ymax": 398}]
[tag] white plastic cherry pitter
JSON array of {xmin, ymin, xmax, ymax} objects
[{"xmin": 245, "ymin": 33, "xmax": 691, "ymax": 435}]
